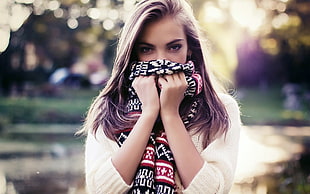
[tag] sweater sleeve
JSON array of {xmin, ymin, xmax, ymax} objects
[
  {"xmin": 84, "ymin": 129, "xmax": 131, "ymax": 194},
  {"xmin": 183, "ymin": 94, "xmax": 242, "ymax": 194}
]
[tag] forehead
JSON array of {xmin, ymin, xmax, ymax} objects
[{"xmin": 138, "ymin": 16, "xmax": 186, "ymax": 44}]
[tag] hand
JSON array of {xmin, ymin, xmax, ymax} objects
[
  {"xmin": 132, "ymin": 75, "xmax": 160, "ymax": 114},
  {"xmin": 157, "ymin": 72, "xmax": 187, "ymax": 115}
]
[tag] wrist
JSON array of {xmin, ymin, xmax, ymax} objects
[
  {"xmin": 160, "ymin": 109, "xmax": 181, "ymax": 122},
  {"xmin": 141, "ymin": 107, "xmax": 159, "ymax": 120},
  {"xmin": 160, "ymin": 106, "xmax": 179, "ymax": 116}
]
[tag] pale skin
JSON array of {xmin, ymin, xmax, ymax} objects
[{"xmin": 111, "ymin": 16, "xmax": 204, "ymax": 188}]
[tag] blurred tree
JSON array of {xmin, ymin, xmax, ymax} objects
[
  {"xmin": 242, "ymin": 0, "xmax": 310, "ymax": 87},
  {"xmin": 0, "ymin": 0, "xmax": 309, "ymax": 97},
  {"xmin": 0, "ymin": 0, "xmax": 136, "ymax": 96},
  {"xmin": 197, "ymin": 0, "xmax": 310, "ymax": 88},
  {"xmin": 272, "ymin": 0, "xmax": 310, "ymax": 86}
]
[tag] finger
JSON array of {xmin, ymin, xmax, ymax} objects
[
  {"xmin": 169, "ymin": 73, "xmax": 183, "ymax": 85},
  {"xmin": 178, "ymin": 72, "xmax": 187, "ymax": 85},
  {"xmin": 177, "ymin": 72, "xmax": 185, "ymax": 79},
  {"xmin": 164, "ymin": 74, "xmax": 175, "ymax": 82},
  {"xmin": 157, "ymin": 76, "xmax": 168, "ymax": 88},
  {"xmin": 132, "ymin": 75, "xmax": 156, "ymax": 89},
  {"xmin": 158, "ymin": 76, "xmax": 167, "ymax": 84}
]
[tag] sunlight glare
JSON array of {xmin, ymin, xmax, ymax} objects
[
  {"xmin": 235, "ymin": 126, "xmax": 304, "ymax": 183},
  {"xmin": 203, "ymin": 3, "xmax": 226, "ymax": 24},
  {"xmin": 0, "ymin": 27, "xmax": 10, "ymax": 53},
  {"xmin": 9, "ymin": 4, "xmax": 31, "ymax": 31},
  {"xmin": 218, "ymin": 0, "xmax": 229, "ymax": 9},
  {"xmin": 230, "ymin": 0, "xmax": 266, "ymax": 32}
]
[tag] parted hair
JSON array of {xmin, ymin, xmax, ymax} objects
[{"xmin": 81, "ymin": 0, "xmax": 229, "ymax": 148}]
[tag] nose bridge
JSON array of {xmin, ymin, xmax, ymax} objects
[{"xmin": 157, "ymin": 48, "xmax": 167, "ymax": 60}]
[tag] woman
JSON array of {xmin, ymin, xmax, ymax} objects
[{"xmin": 81, "ymin": 0, "xmax": 241, "ymax": 193}]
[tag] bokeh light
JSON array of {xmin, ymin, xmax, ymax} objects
[
  {"xmin": 0, "ymin": 1, "xmax": 309, "ymax": 194},
  {"xmin": 230, "ymin": 0, "xmax": 266, "ymax": 32},
  {"xmin": 48, "ymin": 0, "xmax": 60, "ymax": 11},
  {"xmin": 87, "ymin": 8, "xmax": 100, "ymax": 19},
  {"xmin": 0, "ymin": 28, "xmax": 10, "ymax": 53},
  {"xmin": 9, "ymin": 4, "xmax": 31, "ymax": 32},
  {"xmin": 0, "ymin": 0, "xmax": 137, "ymax": 53},
  {"xmin": 67, "ymin": 18, "xmax": 79, "ymax": 29},
  {"xmin": 102, "ymin": 19, "xmax": 115, "ymax": 31}
]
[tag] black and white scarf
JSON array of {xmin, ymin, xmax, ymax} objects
[{"xmin": 115, "ymin": 60, "xmax": 202, "ymax": 194}]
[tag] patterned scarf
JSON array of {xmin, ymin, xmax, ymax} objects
[{"xmin": 115, "ymin": 60, "xmax": 202, "ymax": 194}]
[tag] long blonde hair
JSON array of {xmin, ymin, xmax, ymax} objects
[{"xmin": 81, "ymin": 0, "xmax": 229, "ymax": 148}]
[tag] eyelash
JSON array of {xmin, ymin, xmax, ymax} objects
[
  {"xmin": 168, "ymin": 44, "xmax": 182, "ymax": 51},
  {"xmin": 138, "ymin": 44, "xmax": 183, "ymax": 54},
  {"xmin": 139, "ymin": 47, "xmax": 153, "ymax": 54}
]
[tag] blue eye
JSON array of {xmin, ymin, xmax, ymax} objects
[
  {"xmin": 169, "ymin": 44, "xmax": 182, "ymax": 51},
  {"xmin": 139, "ymin": 47, "xmax": 153, "ymax": 54}
]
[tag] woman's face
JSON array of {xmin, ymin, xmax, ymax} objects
[{"xmin": 136, "ymin": 16, "xmax": 190, "ymax": 64}]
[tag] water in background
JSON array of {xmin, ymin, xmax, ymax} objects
[{"xmin": 0, "ymin": 124, "xmax": 309, "ymax": 194}]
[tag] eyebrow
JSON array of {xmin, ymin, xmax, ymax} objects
[
  {"xmin": 137, "ymin": 42, "xmax": 154, "ymax": 47},
  {"xmin": 167, "ymin": 39, "xmax": 185, "ymax": 46},
  {"xmin": 137, "ymin": 39, "xmax": 185, "ymax": 47}
]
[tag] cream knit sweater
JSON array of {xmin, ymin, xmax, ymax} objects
[{"xmin": 84, "ymin": 93, "xmax": 241, "ymax": 194}]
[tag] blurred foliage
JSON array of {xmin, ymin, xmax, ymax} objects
[
  {"xmin": 0, "ymin": 115, "xmax": 10, "ymax": 132},
  {"xmin": 0, "ymin": 87, "xmax": 309, "ymax": 126},
  {"xmin": 261, "ymin": 159, "xmax": 310, "ymax": 194},
  {"xmin": 0, "ymin": 0, "xmax": 309, "ymax": 91},
  {"xmin": 239, "ymin": 87, "xmax": 310, "ymax": 126},
  {"xmin": 196, "ymin": 0, "xmax": 310, "ymax": 87},
  {"xmin": 0, "ymin": 88, "xmax": 99, "ymax": 124},
  {"xmin": 0, "ymin": 0, "xmax": 309, "ymax": 125}
]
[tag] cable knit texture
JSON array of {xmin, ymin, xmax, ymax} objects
[{"xmin": 84, "ymin": 93, "xmax": 241, "ymax": 194}]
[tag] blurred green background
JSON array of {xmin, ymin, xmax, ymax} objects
[{"xmin": 0, "ymin": 0, "xmax": 309, "ymax": 194}]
